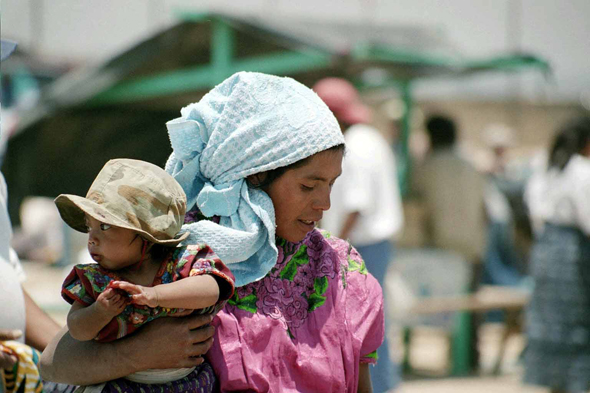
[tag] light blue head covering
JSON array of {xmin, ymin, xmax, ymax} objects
[{"xmin": 165, "ymin": 72, "xmax": 344, "ymax": 286}]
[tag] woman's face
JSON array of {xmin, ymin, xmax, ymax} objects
[{"xmin": 265, "ymin": 149, "xmax": 343, "ymax": 242}]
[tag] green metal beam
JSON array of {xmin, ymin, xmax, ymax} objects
[
  {"xmin": 463, "ymin": 55, "xmax": 550, "ymax": 73},
  {"xmin": 172, "ymin": 10, "xmax": 213, "ymax": 23},
  {"xmin": 352, "ymin": 43, "xmax": 459, "ymax": 69},
  {"xmin": 88, "ymin": 49, "xmax": 331, "ymax": 105},
  {"xmin": 352, "ymin": 43, "xmax": 550, "ymax": 75}
]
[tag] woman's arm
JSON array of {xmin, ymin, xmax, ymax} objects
[
  {"xmin": 357, "ymin": 363, "xmax": 373, "ymax": 393},
  {"xmin": 113, "ymin": 275, "xmax": 220, "ymax": 310},
  {"xmin": 40, "ymin": 313, "xmax": 215, "ymax": 385}
]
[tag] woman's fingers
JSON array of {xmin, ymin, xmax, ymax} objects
[
  {"xmin": 189, "ymin": 335, "xmax": 214, "ymax": 357},
  {"xmin": 0, "ymin": 329, "xmax": 22, "ymax": 341},
  {"xmin": 186, "ymin": 313, "xmax": 214, "ymax": 331}
]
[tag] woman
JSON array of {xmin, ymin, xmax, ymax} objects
[
  {"xmin": 524, "ymin": 116, "xmax": 590, "ymax": 393},
  {"xmin": 40, "ymin": 72, "xmax": 384, "ymax": 392}
]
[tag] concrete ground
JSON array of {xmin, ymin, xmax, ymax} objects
[{"xmin": 22, "ymin": 260, "xmax": 547, "ymax": 393}]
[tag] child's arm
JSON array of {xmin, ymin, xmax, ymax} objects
[
  {"xmin": 67, "ymin": 288, "xmax": 128, "ymax": 341},
  {"xmin": 112, "ymin": 275, "xmax": 220, "ymax": 310}
]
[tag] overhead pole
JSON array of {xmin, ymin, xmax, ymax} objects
[{"xmin": 211, "ymin": 17, "xmax": 234, "ymax": 84}]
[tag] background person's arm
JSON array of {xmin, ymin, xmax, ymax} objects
[
  {"xmin": 338, "ymin": 211, "xmax": 360, "ymax": 241},
  {"xmin": 357, "ymin": 362, "xmax": 373, "ymax": 393},
  {"xmin": 23, "ymin": 289, "xmax": 61, "ymax": 351},
  {"xmin": 40, "ymin": 313, "xmax": 215, "ymax": 385}
]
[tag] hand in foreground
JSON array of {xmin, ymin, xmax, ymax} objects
[
  {"xmin": 109, "ymin": 280, "xmax": 158, "ymax": 308},
  {"xmin": 0, "ymin": 329, "xmax": 22, "ymax": 370},
  {"xmin": 95, "ymin": 286, "xmax": 129, "ymax": 317},
  {"xmin": 124, "ymin": 313, "xmax": 215, "ymax": 370}
]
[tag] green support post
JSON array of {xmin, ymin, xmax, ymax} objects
[
  {"xmin": 450, "ymin": 280, "xmax": 475, "ymax": 377},
  {"xmin": 211, "ymin": 17, "xmax": 234, "ymax": 84},
  {"xmin": 398, "ymin": 80, "xmax": 412, "ymax": 196}
]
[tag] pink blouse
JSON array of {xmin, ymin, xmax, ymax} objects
[{"xmin": 207, "ymin": 229, "xmax": 384, "ymax": 392}]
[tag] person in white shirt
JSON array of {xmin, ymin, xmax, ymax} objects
[
  {"xmin": 314, "ymin": 77, "xmax": 404, "ymax": 393},
  {"xmin": 523, "ymin": 116, "xmax": 590, "ymax": 393},
  {"xmin": 1, "ymin": 39, "xmax": 63, "ymax": 392}
]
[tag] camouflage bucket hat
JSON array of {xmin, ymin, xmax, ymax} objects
[{"xmin": 55, "ymin": 159, "xmax": 189, "ymax": 246}]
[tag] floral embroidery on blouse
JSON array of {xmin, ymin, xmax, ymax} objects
[{"xmin": 228, "ymin": 229, "xmax": 361, "ymax": 332}]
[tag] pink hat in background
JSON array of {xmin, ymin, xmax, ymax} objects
[{"xmin": 313, "ymin": 78, "xmax": 372, "ymax": 125}]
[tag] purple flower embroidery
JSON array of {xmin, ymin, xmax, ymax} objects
[
  {"xmin": 304, "ymin": 230, "xmax": 325, "ymax": 256},
  {"xmin": 256, "ymin": 276, "xmax": 309, "ymax": 329},
  {"xmin": 256, "ymin": 278, "xmax": 290, "ymax": 322},
  {"xmin": 234, "ymin": 230, "xmax": 348, "ymax": 332},
  {"xmin": 294, "ymin": 262, "xmax": 315, "ymax": 296},
  {"xmin": 315, "ymin": 249, "xmax": 339, "ymax": 280},
  {"xmin": 237, "ymin": 284, "xmax": 255, "ymax": 298},
  {"xmin": 272, "ymin": 246, "xmax": 287, "ymax": 274},
  {"xmin": 305, "ymin": 231, "xmax": 338, "ymax": 280},
  {"xmin": 283, "ymin": 292, "xmax": 307, "ymax": 329}
]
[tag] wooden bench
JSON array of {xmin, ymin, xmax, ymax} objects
[{"xmin": 404, "ymin": 285, "xmax": 530, "ymax": 375}]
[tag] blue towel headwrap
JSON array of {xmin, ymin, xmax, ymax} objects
[{"xmin": 165, "ymin": 72, "xmax": 344, "ymax": 286}]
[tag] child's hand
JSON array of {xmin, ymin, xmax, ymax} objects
[
  {"xmin": 110, "ymin": 281, "xmax": 159, "ymax": 308},
  {"xmin": 95, "ymin": 287, "xmax": 129, "ymax": 317}
]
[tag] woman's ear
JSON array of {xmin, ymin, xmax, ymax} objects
[{"xmin": 247, "ymin": 173, "xmax": 267, "ymax": 187}]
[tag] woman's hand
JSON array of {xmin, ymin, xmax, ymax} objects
[
  {"xmin": 40, "ymin": 313, "xmax": 216, "ymax": 385},
  {"xmin": 122, "ymin": 313, "xmax": 216, "ymax": 370}
]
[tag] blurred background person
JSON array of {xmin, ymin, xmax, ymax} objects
[
  {"xmin": 413, "ymin": 114, "xmax": 487, "ymax": 272},
  {"xmin": 314, "ymin": 77, "xmax": 404, "ymax": 393},
  {"xmin": 412, "ymin": 114, "xmax": 487, "ymax": 370},
  {"xmin": 523, "ymin": 115, "xmax": 590, "ymax": 393},
  {"xmin": 480, "ymin": 123, "xmax": 530, "ymax": 288},
  {"xmin": 1, "ymin": 38, "xmax": 64, "ymax": 393}
]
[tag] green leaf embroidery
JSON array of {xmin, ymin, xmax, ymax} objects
[
  {"xmin": 314, "ymin": 276, "xmax": 328, "ymax": 295},
  {"xmin": 308, "ymin": 292, "xmax": 326, "ymax": 311},
  {"xmin": 306, "ymin": 276, "xmax": 329, "ymax": 312},
  {"xmin": 348, "ymin": 256, "xmax": 368, "ymax": 275},
  {"xmin": 228, "ymin": 293, "xmax": 258, "ymax": 313},
  {"xmin": 279, "ymin": 245, "xmax": 308, "ymax": 280}
]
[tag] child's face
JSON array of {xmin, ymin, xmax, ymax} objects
[{"xmin": 85, "ymin": 215, "xmax": 143, "ymax": 271}]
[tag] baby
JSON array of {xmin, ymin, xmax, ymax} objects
[{"xmin": 54, "ymin": 158, "xmax": 233, "ymax": 390}]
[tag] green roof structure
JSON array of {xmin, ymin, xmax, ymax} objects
[{"xmin": 3, "ymin": 11, "xmax": 549, "ymax": 223}]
